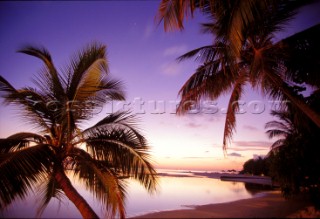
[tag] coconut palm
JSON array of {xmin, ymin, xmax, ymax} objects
[
  {"xmin": 158, "ymin": 0, "xmax": 320, "ymax": 150},
  {"xmin": 0, "ymin": 43, "xmax": 157, "ymax": 218},
  {"xmin": 179, "ymin": 23, "xmax": 320, "ymax": 150},
  {"xmin": 156, "ymin": 0, "xmax": 262, "ymax": 57},
  {"xmin": 265, "ymin": 95, "xmax": 320, "ymax": 199},
  {"xmin": 265, "ymin": 109, "xmax": 298, "ymax": 151},
  {"xmin": 156, "ymin": 0, "xmax": 313, "ymax": 58},
  {"xmin": 266, "ymin": 87, "xmax": 320, "ymax": 151}
]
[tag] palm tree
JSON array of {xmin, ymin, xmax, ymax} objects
[
  {"xmin": 156, "ymin": 0, "xmax": 313, "ymax": 58},
  {"xmin": 265, "ymin": 109, "xmax": 298, "ymax": 151},
  {"xmin": 0, "ymin": 43, "xmax": 157, "ymax": 218},
  {"xmin": 157, "ymin": 0, "xmax": 320, "ymax": 150},
  {"xmin": 266, "ymin": 87, "xmax": 320, "ymax": 151},
  {"xmin": 265, "ymin": 97, "xmax": 320, "ymax": 198}
]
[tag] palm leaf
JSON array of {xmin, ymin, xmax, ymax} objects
[
  {"xmin": 176, "ymin": 40, "xmax": 240, "ymax": 114},
  {"xmin": 36, "ymin": 174, "xmax": 64, "ymax": 217},
  {"xmin": 270, "ymin": 139, "xmax": 285, "ymax": 150},
  {"xmin": 72, "ymin": 148, "xmax": 126, "ymax": 218},
  {"xmin": 82, "ymin": 111, "xmax": 146, "ymax": 146},
  {"xmin": 66, "ymin": 43, "xmax": 107, "ymax": 101},
  {"xmin": 177, "ymin": 45, "xmax": 217, "ymax": 63},
  {"xmin": 0, "ymin": 132, "xmax": 46, "ymax": 153},
  {"xmin": 222, "ymin": 73, "xmax": 247, "ymax": 151},
  {"xmin": 84, "ymin": 128, "xmax": 157, "ymax": 193},
  {"xmin": 265, "ymin": 119, "xmax": 290, "ymax": 131},
  {"xmin": 18, "ymin": 46, "xmax": 65, "ymax": 100},
  {"xmin": 61, "ymin": 43, "xmax": 125, "ymax": 139},
  {"xmin": 71, "ymin": 79, "xmax": 125, "ymax": 123},
  {"xmin": 0, "ymin": 77, "xmax": 52, "ymax": 132},
  {"xmin": 0, "ymin": 144, "xmax": 54, "ymax": 209},
  {"xmin": 156, "ymin": 0, "xmax": 193, "ymax": 31},
  {"xmin": 177, "ymin": 61, "xmax": 236, "ymax": 113},
  {"xmin": 266, "ymin": 129, "xmax": 289, "ymax": 139},
  {"xmin": 96, "ymin": 79, "xmax": 125, "ymax": 102},
  {"xmin": 222, "ymin": 0, "xmax": 258, "ymax": 57},
  {"xmin": 279, "ymin": 24, "xmax": 320, "ymax": 88}
]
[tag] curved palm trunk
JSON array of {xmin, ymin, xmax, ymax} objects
[
  {"xmin": 280, "ymin": 86, "xmax": 320, "ymax": 128},
  {"xmin": 265, "ymin": 71, "xmax": 320, "ymax": 128},
  {"xmin": 54, "ymin": 168, "xmax": 99, "ymax": 219}
]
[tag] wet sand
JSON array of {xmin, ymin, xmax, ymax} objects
[
  {"xmin": 131, "ymin": 172, "xmax": 311, "ymax": 218},
  {"xmin": 132, "ymin": 190, "xmax": 310, "ymax": 218}
]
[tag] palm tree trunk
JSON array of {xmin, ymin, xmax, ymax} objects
[
  {"xmin": 54, "ymin": 168, "xmax": 99, "ymax": 219},
  {"xmin": 266, "ymin": 71, "xmax": 320, "ymax": 128},
  {"xmin": 280, "ymin": 86, "xmax": 320, "ymax": 128}
]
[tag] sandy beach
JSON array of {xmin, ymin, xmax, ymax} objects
[{"xmin": 132, "ymin": 190, "xmax": 312, "ymax": 218}]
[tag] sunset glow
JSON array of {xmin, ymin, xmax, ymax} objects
[{"xmin": 0, "ymin": 1, "xmax": 319, "ymax": 171}]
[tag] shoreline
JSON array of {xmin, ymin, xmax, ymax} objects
[{"xmin": 131, "ymin": 190, "xmax": 311, "ymax": 218}]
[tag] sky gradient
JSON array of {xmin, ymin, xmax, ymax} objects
[{"xmin": 1, "ymin": 1, "xmax": 320, "ymax": 171}]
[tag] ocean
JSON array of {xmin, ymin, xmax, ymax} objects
[{"xmin": 1, "ymin": 170, "xmax": 257, "ymax": 218}]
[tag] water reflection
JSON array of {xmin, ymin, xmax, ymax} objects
[
  {"xmin": 125, "ymin": 176, "xmax": 253, "ymax": 217},
  {"xmin": 1, "ymin": 174, "xmax": 256, "ymax": 218},
  {"xmin": 244, "ymin": 182, "xmax": 274, "ymax": 195}
]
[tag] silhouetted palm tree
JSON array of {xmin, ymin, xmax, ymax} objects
[
  {"xmin": 156, "ymin": 0, "xmax": 313, "ymax": 57},
  {"xmin": 0, "ymin": 43, "xmax": 157, "ymax": 218},
  {"xmin": 157, "ymin": 0, "xmax": 320, "ymax": 150},
  {"xmin": 265, "ymin": 96, "xmax": 320, "ymax": 199},
  {"xmin": 265, "ymin": 110, "xmax": 297, "ymax": 151}
]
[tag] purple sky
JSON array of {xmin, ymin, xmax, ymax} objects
[{"xmin": 1, "ymin": 1, "xmax": 319, "ymax": 171}]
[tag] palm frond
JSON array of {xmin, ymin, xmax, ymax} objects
[
  {"xmin": 200, "ymin": 21, "xmax": 219, "ymax": 35},
  {"xmin": 18, "ymin": 46, "xmax": 65, "ymax": 100},
  {"xmin": 156, "ymin": 0, "xmax": 194, "ymax": 31},
  {"xmin": 72, "ymin": 148, "xmax": 126, "ymax": 218},
  {"xmin": 84, "ymin": 128, "xmax": 157, "ymax": 193},
  {"xmin": 279, "ymin": 24, "xmax": 320, "ymax": 88},
  {"xmin": 0, "ymin": 132, "xmax": 46, "ymax": 153},
  {"xmin": 225, "ymin": 0, "xmax": 258, "ymax": 57},
  {"xmin": 71, "ymin": 79, "xmax": 125, "ymax": 123},
  {"xmin": 270, "ymin": 139, "xmax": 285, "ymax": 151},
  {"xmin": 255, "ymin": 55, "xmax": 286, "ymax": 101},
  {"xmin": 0, "ymin": 77, "xmax": 53, "ymax": 132},
  {"xmin": 178, "ymin": 41, "xmax": 235, "ymax": 68},
  {"xmin": 93, "ymin": 111, "xmax": 138, "ymax": 128},
  {"xmin": 72, "ymin": 58, "xmax": 106, "ymax": 102},
  {"xmin": 62, "ymin": 43, "xmax": 125, "ymax": 132},
  {"xmin": 266, "ymin": 128, "xmax": 289, "ymax": 139},
  {"xmin": 266, "ymin": 71, "xmax": 320, "ymax": 128},
  {"xmin": 66, "ymin": 43, "xmax": 107, "ymax": 101},
  {"xmin": 83, "ymin": 111, "xmax": 146, "ymax": 145},
  {"xmin": 265, "ymin": 119, "xmax": 289, "ymax": 131},
  {"xmin": 177, "ymin": 45, "xmax": 218, "ymax": 63},
  {"xmin": 177, "ymin": 61, "xmax": 236, "ymax": 114},
  {"xmin": 176, "ymin": 39, "xmax": 241, "ymax": 115},
  {"xmin": 36, "ymin": 174, "xmax": 64, "ymax": 217},
  {"xmin": 0, "ymin": 144, "xmax": 54, "ymax": 209},
  {"xmin": 222, "ymin": 73, "xmax": 247, "ymax": 151},
  {"xmin": 212, "ymin": 0, "xmax": 304, "ymax": 57},
  {"xmin": 97, "ymin": 79, "xmax": 125, "ymax": 102}
]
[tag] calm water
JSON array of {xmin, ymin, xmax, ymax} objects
[{"xmin": 1, "ymin": 171, "xmax": 255, "ymax": 218}]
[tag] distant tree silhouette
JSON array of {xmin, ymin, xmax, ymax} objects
[{"xmin": 240, "ymin": 157, "xmax": 269, "ymax": 176}]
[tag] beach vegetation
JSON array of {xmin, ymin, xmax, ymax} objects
[
  {"xmin": 239, "ymin": 157, "xmax": 269, "ymax": 176},
  {"xmin": 266, "ymin": 93, "xmax": 320, "ymax": 208}
]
